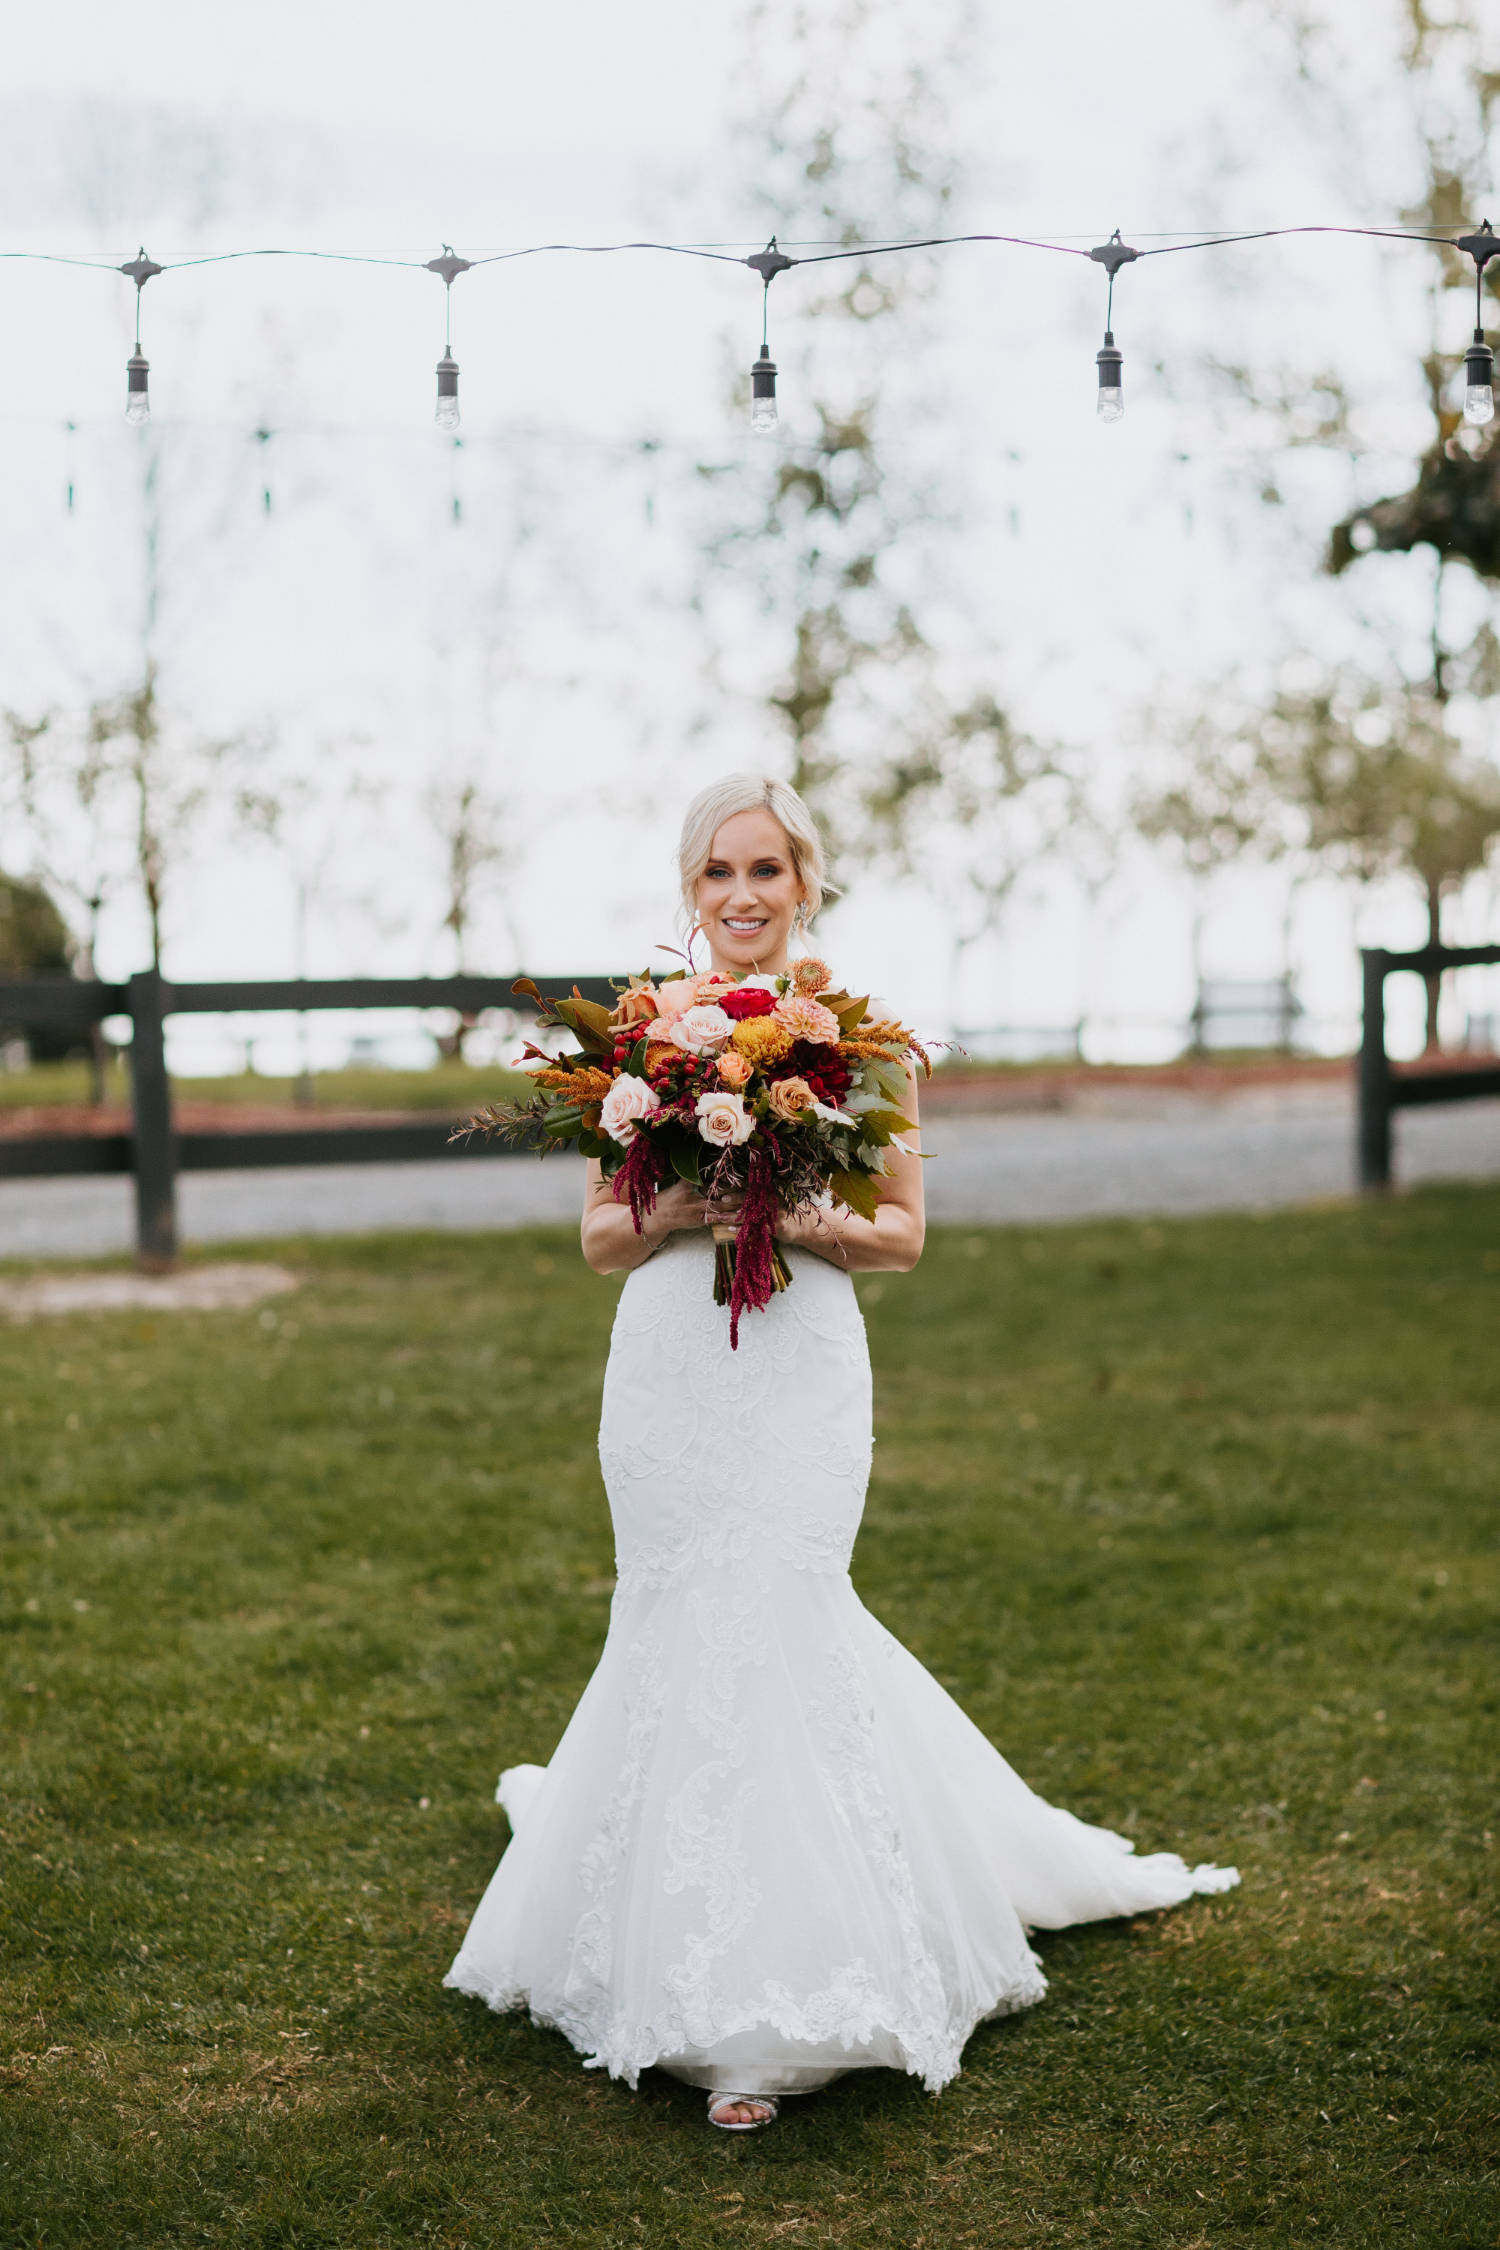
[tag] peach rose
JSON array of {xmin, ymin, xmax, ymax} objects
[
  {"xmin": 655, "ymin": 972, "xmax": 731, "ymax": 1021},
  {"xmin": 694, "ymin": 1089, "xmax": 754, "ymax": 1147},
  {"xmin": 599, "ymin": 1075, "xmax": 661, "ymax": 1146},
  {"xmin": 609, "ymin": 980, "xmax": 659, "ymax": 1028},
  {"xmin": 717, "ymin": 1050, "xmax": 753, "ymax": 1089},
  {"xmin": 767, "ymin": 1075, "xmax": 816, "ymax": 1122},
  {"xmin": 669, "ymin": 1003, "xmax": 734, "ymax": 1055},
  {"xmin": 772, "ymin": 993, "xmax": 841, "ymax": 1046}
]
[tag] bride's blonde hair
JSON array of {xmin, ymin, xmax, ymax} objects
[{"xmin": 678, "ymin": 773, "xmax": 835, "ymax": 934}]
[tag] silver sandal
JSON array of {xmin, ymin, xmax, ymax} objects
[{"xmin": 707, "ymin": 2091, "xmax": 779, "ymax": 2131}]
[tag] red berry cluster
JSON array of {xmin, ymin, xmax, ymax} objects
[{"xmin": 642, "ymin": 1041, "xmax": 721, "ymax": 1115}]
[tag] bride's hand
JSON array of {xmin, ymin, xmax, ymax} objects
[
  {"xmin": 704, "ymin": 1185, "xmax": 744, "ymax": 1231},
  {"xmin": 644, "ymin": 1181, "xmax": 712, "ymax": 1240}
]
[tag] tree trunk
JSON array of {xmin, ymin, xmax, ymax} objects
[{"xmin": 1423, "ymin": 878, "xmax": 1443, "ymax": 1054}]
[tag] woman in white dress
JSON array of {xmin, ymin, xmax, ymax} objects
[{"xmin": 445, "ymin": 772, "xmax": 1237, "ymax": 2130}]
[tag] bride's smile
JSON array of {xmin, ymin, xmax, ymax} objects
[{"xmin": 693, "ymin": 804, "xmax": 806, "ymax": 975}]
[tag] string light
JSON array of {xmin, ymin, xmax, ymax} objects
[
  {"xmin": 1456, "ymin": 220, "xmax": 1497, "ymax": 428},
  {"xmin": 1, "ymin": 219, "xmax": 1492, "ymax": 433},
  {"xmin": 426, "ymin": 245, "xmax": 471, "ymax": 432},
  {"xmin": 745, "ymin": 237, "xmax": 794, "ymax": 433},
  {"xmin": 119, "ymin": 247, "xmax": 160, "ymax": 425},
  {"xmin": 1090, "ymin": 232, "xmax": 1137, "ymax": 424}
]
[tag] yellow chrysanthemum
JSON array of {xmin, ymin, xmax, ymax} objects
[{"xmin": 729, "ymin": 1017, "xmax": 794, "ymax": 1067}]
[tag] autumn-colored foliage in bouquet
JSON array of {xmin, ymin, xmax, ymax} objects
[{"xmin": 458, "ymin": 958, "xmax": 927, "ymax": 1345}]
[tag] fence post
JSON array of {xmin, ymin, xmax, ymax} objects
[
  {"xmin": 128, "ymin": 968, "xmax": 178, "ymax": 1267},
  {"xmin": 1357, "ymin": 948, "xmax": 1392, "ymax": 1193}
]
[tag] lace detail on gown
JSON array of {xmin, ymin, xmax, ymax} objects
[{"xmin": 444, "ymin": 1231, "xmax": 1237, "ymax": 2095}]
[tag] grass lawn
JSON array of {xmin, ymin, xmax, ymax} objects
[
  {"xmin": 0, "ymin": 1059, "xmax": 533, "ymax": 1115},
  {"xmin": 1, "ymin": 1191, "xmax": 1496, "ymax": 2248}
]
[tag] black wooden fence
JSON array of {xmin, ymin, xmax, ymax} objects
[
  {"xmin": 6, "ymin": 951, "xmax": 1498, "ymax": 1259},
  {"xmin": 0, "ymin": 971, "xmax": 617, "ymax": 1264},
  {"xmin": 1358, "ymin": 942, "xmax": 1500, "ymax": 1190}
]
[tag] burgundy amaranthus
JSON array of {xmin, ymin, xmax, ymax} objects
[
  {"xmin": 727, "ymin": 1143, "xmax": 781, "ymax": 1349},
  {"xmin": 613, "ymin": 1131, "xmax": 663, "ymax": 1234}
]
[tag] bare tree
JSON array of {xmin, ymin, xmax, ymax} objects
[
  {"xmin": 423, "ymin": 773, "xmax": 513, "ymax": 1059},
  {"xmin": 1137, "ymin": 663, "xmax": 1500, "ymax": 1047},
  {"xmin": 695, "ymin": 0, "xmax": 1086, "ymax": 930},
  {"xmin": 1, "ymin": 707, "xmax": 122, "ymax": 1098},
  {"xmin": 83, "ymin": 664, "xmax": 250, "ymax": 974}
]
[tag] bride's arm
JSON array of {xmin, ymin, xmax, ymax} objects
[
  {"xmin": 776, "ymin": 1060, "xmax": 926, "ymax": 1274},
  {"xmin": 581, "ymin": 1160, "xmax": 719, "ymax": 1274}
]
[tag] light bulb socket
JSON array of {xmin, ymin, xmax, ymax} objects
[
  {"xmin": 126, "ymin": 352, "xmax": 150, "ymax": 394},
  {"xmin": 1096, "ymin": 332, "xmax": 1123, "ymax": 390},
  {"xmin": 751, "ymin": 347, "xmax": 778, "ymax": 401},
  {"xmin": 1464, "ymin": 332, "xmax": 1494, "ymax": 387},
  {"xmin": 436, "ymin": 350, "xmax": 459, "ymax": 399}
]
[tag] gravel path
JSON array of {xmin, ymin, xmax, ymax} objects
[{"xmin": 1, "ymin": 1086, "xmax": 1496, "ymax": 1259}]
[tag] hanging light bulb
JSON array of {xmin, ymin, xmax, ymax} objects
[
  {"xmin": 744, "ymin": 238, "xmax": 795, "ymax": 437},
  {"xmin": 1095, "ymin": 332, "xmax": 1124, "ymax": 423},
  {"xmin": 118, "ymin": 248, "xmax": 162, "ymax": 427},
  {"xmin": 750, "ymin": 346, "xmax": 778, "ymax": 434},
  {"xmin": 1463, "ymin": 331, "xmax": 1494, "ymax": 426},
  {"xmin": 435, "ymin": 348, "xmax": 461, "ymax": 431},
  {"xmin": 1088, "ymin": 232, "xmax": 1138, "ymax": 429},
  {"xmin": 1455, "ymin": 221, "xmax": 1499, "ymax": 429},
  {"xmin": 425, "ymin": 246, "xmax": 472, "ymax": 431},
  {"xmin": 125, "ymin": 351, "xmax": 151, "ymax": 426}
]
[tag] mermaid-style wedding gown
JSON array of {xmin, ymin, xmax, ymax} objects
[{"xmin": 445, "ymin": 1233, "xmax": 1237, "ymax": 2097}]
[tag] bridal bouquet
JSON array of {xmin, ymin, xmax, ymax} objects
[{"xmin": 457, "ymin": 960, "xmax": 927, "ymax": 1345}]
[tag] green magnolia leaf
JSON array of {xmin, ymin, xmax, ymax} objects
[
  {"xmin": 622, "ymin": 1036, "xmax": 649, "ymax": 1080},
  {"xmin": 825, "ymin": 991, "xmax": 870, "ymax": 1031},
  {"xmin": 670, "ymin": 1140, "xmax": 703, "ymax": 1186},
  {"xmin": 829, "ymin": 1166, "xmax": 881, "ymax": 1223},
  {"xmin": 553, "ymin": 997, "xmax": 614, "ymax": 1055}
]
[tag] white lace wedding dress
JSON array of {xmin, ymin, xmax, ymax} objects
[{"xmin": 444, "ymin": 1231, "xmax": 1238, "ymax": 2098}]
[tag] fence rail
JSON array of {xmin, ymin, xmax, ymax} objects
[
  {"xmin": 1358, "ymin": 943, "xmax": 1500, "ymax": 1190},
  {"xmin": 0, "ymin": 971, "xmax": 619, "ymax": 1264}
]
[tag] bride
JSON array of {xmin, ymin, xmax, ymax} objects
[{"xmin": 445, "ymin": 772, "xmax": 1237, "ymax": 2130}]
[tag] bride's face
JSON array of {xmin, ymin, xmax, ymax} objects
[{"xmin": 695, "ymin": 808, "xmax": 806, "ymax": 975}]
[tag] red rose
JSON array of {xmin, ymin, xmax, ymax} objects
[{"xmin": 719, "ymin": 986, "xmax": 779, "ymax": 1020}]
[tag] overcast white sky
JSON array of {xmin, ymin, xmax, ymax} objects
[{"xmin": 1, "ymin": 0, "xmax": 1496, "ymax": 1066}]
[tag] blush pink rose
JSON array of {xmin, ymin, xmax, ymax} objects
[
  {"xmin": 670, "ymin": 1003, "xmax": 734, "ymax": 1055},
  {"xmin": 694, "ymin": 1090, "xmax": 754, "ymax": 1147},
  {"xmin": 654, "ymin": 972, "xmax": 732, "ymax": 1022},
  {"xmin": 772, "ymin": 993, "xmax": 841, "ymax": 1046},
  {"xmin": 599, "ymin": 1075, "xmax": 662, "ymax": 1146}
]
